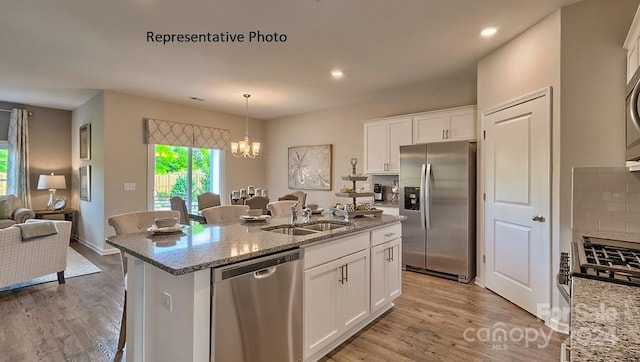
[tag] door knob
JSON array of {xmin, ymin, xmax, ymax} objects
[{"xmin": 532, "ymin": 215, "xmax": 545, "ymax": 222}]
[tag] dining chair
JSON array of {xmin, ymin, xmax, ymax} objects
[
  {"xmin": 278, "ymin": 193, "xmax": 298, "ymax": 202},
  {"xmin": 169, "ymin": 196, "xmax": 189, "ymax": 224},
  {"xmin": 278, "ymin": 194, "xmax": 303, "ymax": 212},
  {"xmin": 291, "ymin": 191, "xmax": 307, "ymax": 208},
  {"xmin": 107, "ymin": 210, "xmax": 180, "ymax": 351},
  {"xmin": 267, "ymin": 200, "xmax": 299, "ymax": 217},
  {"xmin": 197, "ymin": 192, "xmax": 221, "ymax": 211},
  {"xmin": 245, "ymin": 196, "xmax": 269, "ymax": 215},
  {"xmin": 201, "ymin": 205, "xmax": 250, "ymax": 224}
]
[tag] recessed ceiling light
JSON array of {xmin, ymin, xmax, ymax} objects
[
  {"xmin": 480, "ymin": 27, "xmax": 498, "ymax": 38},
  {"xmin": 330, "ymin": 69, "xmax": 344, "ymax": 79}
]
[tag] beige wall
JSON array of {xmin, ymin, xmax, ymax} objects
[
  {"xmin": 72, "ymin": 91, "xmax": 105, "ymax": 254},
  {"xmin": 560, "ymin": 0, "xmax": 638, "ymax": 239},
  {"xmin": 477, "ymin": 0, "xmax": 638, "ymax": 329},
  {"xmin": 264, "ymin": 74, "xmax": 477, "ymax": 207},
  {"xmin": 477, "ymin": 10, "xmax": 562, "ymax": 292},
  {"xmin": 0, "ymin": 101, "xmax": 72, "ymax": 210},
  {"xmin": 94, "ymin": 91, "xmax": 265, "ymax": 253}
]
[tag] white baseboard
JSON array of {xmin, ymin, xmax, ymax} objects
[
  {"xmin": 548, "ymin": 317, "xmax": 570, "ymax": 334},
  {"xmin": 75, "ymin": 237, "xmax": 119, "ymax": 256}
]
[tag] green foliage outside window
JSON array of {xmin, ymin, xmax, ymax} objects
[
  {"xmin": 0, "ymin": 149, "xmax": 7, "ymax": 173},
  {"xmin": 154, "ymin": 145, "xmax": 214, "ymax": 208}
]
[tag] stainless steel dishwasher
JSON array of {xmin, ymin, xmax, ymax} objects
[{"xmin": 211, "ymin": 249, "xmax": 303, "ymax": 362}]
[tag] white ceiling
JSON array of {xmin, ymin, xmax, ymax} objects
[{"xmin": 0, "ymin": 0, "xmax": 579, "ymax": 119}]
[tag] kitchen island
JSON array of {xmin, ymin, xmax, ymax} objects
[{"xmin": 106, "ymin": 213, "xmax": 403, "ymax": 362}]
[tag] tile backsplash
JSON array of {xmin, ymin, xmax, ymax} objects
[{"xmin": 573, "ymin": 167, "xmax": 640, "ymax": 233}]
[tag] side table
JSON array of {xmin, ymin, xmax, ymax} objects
[{"xmin": 34, "ymin": 209, "xmax": 78, "ymax": 242}]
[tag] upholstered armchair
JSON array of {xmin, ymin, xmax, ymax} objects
[
  {"xmin": 0, "ymin": 220, "xmax": 72, "ymax": 289},
  {"xmin": 0, "ymin": 195, "xmax": 36, "ymax": 229}
]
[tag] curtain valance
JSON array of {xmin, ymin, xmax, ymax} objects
[{"xmin": 145, "ymin": 118, "xmax": 231, "ymax": 150}]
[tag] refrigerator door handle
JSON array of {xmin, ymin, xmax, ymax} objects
[
  {"xmin": 425, "ymin": 163, "xmax": 431, "ymax": 230},
  {"xmin": 420, "ymin": 163, "xmax": 427, "ymax": 232}
]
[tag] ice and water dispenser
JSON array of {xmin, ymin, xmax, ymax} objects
[{"xmin": 404, "ymin": 186, "xmax": 420, "ymax": 210}]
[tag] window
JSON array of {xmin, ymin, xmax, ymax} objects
[
  {"xmin": 0, "ymin": 142, "xmax": 8, "ymax": 195},
  {"xmin": 152, "ymin": 144, "xmax": 221, "ymax": 212}
]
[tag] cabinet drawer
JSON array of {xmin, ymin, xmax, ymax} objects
[
  {"xmin": 370, "ymin": 223, "xmax": 401, "ymax": 247},
  {"xmin": 304, "ymin": 232, "xmax": 369, "ymax": 270}
]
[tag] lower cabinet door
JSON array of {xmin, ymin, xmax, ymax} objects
[
  {"xmin": 340, "ymin": 249, "xmax": 370, "ymax": 331},
  {"xmin": 370, "ymin": 243, "xmax": 389, "ymax": 313},
  {"xmin": 304, "ymin": 259, "xmax": 342, "ymax": 358},
  {"xmin": 387, "ymin": 239, "xmax": 402, "ymax": 300}
]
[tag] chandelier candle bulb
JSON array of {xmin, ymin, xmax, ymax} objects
[{"xmin": 231, "ymin": 94, "xmax": 260, "ymax": 159}]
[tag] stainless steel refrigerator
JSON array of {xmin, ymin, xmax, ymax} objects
[{"xmin": 400, "ymin": 141, "xmax": 476, "ymax": 283}]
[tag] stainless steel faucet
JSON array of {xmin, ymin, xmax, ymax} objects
[
  {"xmin": 302, "ymin": 207, "xmax": 312, "ymax": 222},
  {"xmin": 290, "ymin": 201, "xmax": 300, "ymax": 223}
]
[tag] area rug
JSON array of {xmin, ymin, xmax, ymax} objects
[{"xmin": 0, "ymin": 247, "xmax": 102, "ymax": 292}]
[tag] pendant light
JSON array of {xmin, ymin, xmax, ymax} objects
[{"xmin": 231, "ymin": 94, "xmax": 261, "ymax": 158}]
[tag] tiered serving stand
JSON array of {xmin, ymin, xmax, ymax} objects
[{"xmin": 330, "ymin": 158, "xmax": 383, "ymax": 220}]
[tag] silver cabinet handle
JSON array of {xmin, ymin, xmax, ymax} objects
[
  {"xmin": 384, "ymin": 232, "xmax": 395, "ymax": 237},
  {"xmin": 338, "ymin": 265, "xmax": 344, "ymax": 284},
  {"xmin": 386, "ymin": 247, "xmax": 391, "ymax": 262},
  {"xmin": 442, "ymin": 129, "xmax": 445, "ymax": 139},
  {"xmin": 391, "ymin": 246, "xmax": 394, "ymax": 261},
  {"xmin": 532, "ymin": 215, "xmax": 545, "ymax": 222},
  {"xmin": 344, "ymin": 264, "xmax": 348, "ymax": 282},
  {"xmin": 446, "ymin": 129, "xmax": 450, "ymax": 139}
]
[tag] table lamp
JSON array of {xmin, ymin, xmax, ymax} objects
[{"xmin": 37, "ymin": 173, "xmax": 66, "ymax": 210}]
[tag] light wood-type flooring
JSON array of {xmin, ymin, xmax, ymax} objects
[{"xmin": 0, "ymin": 243, "xmax": 566, "ymax": 361}]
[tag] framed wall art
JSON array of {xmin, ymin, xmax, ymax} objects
[
  {"xmin": 79, "ymin": 123, "xmax": 91, "ymax": 160},
  {"xmin": 288, "ymin": 144, "xmax": 332, "ymax": 190},
  {"xmin": 79, "ymin": 165, "xmax": 91, "ymax": 201}
]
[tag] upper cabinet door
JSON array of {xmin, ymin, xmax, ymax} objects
[
  {"xmin": 413, "ymin": 105, "xmax": 477, "ymax": 144},
  {"xmin": 447, "ymin": 107, "xmax": 477, "ymax": 141},
  {"xmin": 386, "ymin": 118, "xmax": 413, "ymax": 173},
  {"xmin": 624, "ymin": 5, "xmax": 640, "ymax": 81},
  {"xmin": 413, "ymin": 113, "xmax": 448, "ymax": 144},
  {"xmin": 363, "ymin": 117, "xmax": 412, "ymax": 174},
  {"xmin": 364, "ymin": 122, "xmax": 388, "ymax": 174}
]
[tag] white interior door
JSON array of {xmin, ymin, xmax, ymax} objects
[{"xmin": 483, "ymin": 90, "xmax": 550, "ymax": 320}]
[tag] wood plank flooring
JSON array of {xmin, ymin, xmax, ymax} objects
[
  {"xmin": 0, "ymin": 244, "xmax": 566, "ymax": 361},
  {"xmin": 322, "ymin": 272, "xmax": 566, "ymax": 361}
]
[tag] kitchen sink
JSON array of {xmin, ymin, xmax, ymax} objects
[
  {"xmin": 267, "ymin": 226, "xmax": 318, "ymax": 236},
  {"xmin": 264, "ymin": 221, "xmax": 351, "ymax": 235},
  {"xmin": 299, "ymin": 221, "xmax": 350, "ymax": 232}
]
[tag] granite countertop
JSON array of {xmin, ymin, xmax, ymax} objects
[
  {"xmin": 570, "ymin": 229, "xmax": 640, "ymax": 361},
  {"xmin": 106, "ymin": 214, "xmax": 403, "ymax": 276},
  {"xmin": 571, "ymin": 277, "xmax": 640, "ymax": 361},
  {"xmin": 374, "ymin": 202, "xmax": 399, "ymax": 208}
]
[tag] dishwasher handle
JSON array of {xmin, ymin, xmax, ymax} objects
[
  {"xmin": 215, "ymin": 249, "xmax": 302, "ymax": 281},
  {"xmin": 254, "ymin": 267, "xmax": 277, "ymax": 279}
]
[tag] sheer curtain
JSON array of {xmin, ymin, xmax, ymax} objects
[{"xmin": 7, "ymin": 108, "xmax": 31, "ymax": 208}]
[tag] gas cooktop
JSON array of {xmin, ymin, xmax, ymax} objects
[{"xmin": 572, "ymin": 237, "xmax": 640, "ymax": 287}]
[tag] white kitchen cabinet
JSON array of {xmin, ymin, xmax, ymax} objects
[
  {"xmin": 624, "ymin": 5, "xmax": 640, "ymax": 81},
  {"xmin": 363, "ymin": 117, "xmax": 412, "ymax": 174},
  {"xmin": 370, "ymin": 224, "xmax": 402, "ymax": 313},
  {"xmin": 304, "ymin": 249, "xmax": 369, "ymax": 358},
  {"xmin": 413, "ymin": 105, "xmax": 477, "ymax": 144},
  {"xmin": 370, "ymin": 238, "xmax": 401, "ymax": 313},
  {"xmin": 303, "ymin": 233, "xmax": 370, "ymax": 359}
]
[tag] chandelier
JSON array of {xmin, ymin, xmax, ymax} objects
[{"xmin": 231, "ymin": 94, "xmax": 261, "ymax": 158}]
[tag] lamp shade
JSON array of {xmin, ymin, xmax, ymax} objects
[{"xmin": 37, "ymin": 174, "xmax": 66, "ymax": 190}]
